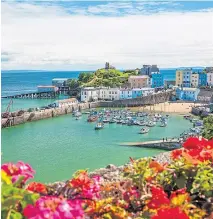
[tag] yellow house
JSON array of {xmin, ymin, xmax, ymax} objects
[
  {"xmin": 176, "ymin": 70, "xmax": 183, "ymax": 86},
  {"xmin": 190, "ymin": 73, "xmax": 199, "ymax": 88}
]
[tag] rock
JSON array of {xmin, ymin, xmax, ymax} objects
[{"xmin": 106, "ymin": 164, "xmax": 117, "ymax": 171}]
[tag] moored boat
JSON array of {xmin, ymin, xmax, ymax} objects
[
  {"xmin": 95, "ymin": 122, "xmax": 104, "ymax": 130},
  {"xmin": 139, "ymin": 127, "xmax": 150, "ymax": 134},
  {"xmin": 87, "ymin": 115, "xmax": 98, "ymax": 122}
]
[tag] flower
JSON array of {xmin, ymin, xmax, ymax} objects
[
  {"xmin": 151, "ymin": 207, "xmax": 189, "ymax": 219},
  {"xmin": 26, "ymin": 182, "xmax": 47, "ymax": 194},
  {"xmin": 149, "ymin": 161, "xmax": 164, "ymax": 172},
  {"xmin": 183, "ymin": 137, "xmax": 202, "ymax": 150},
  {"xmin": 23, "ymin": 196, "xmax": 84, "ymax": 219},
  {"xmin": 1, "ymin": 170, "xmax": 11, "ymax": 185},
  {"xmin": 147, "ymin": 186, "xmax": 170, "ymax": 209},
  {"xmin": 171, "ymin": 149, "xmax": 182, "ymax": 160},
  {"xmin": 69, "ymin": 171, "xmax": 100, "ymax": 199},
  {"xmin": 1, "ymin": 161, "xmax": 35, "ymax": 184}
]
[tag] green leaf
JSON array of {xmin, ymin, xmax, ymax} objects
[
  {"xmin": 2, "ymin": 195, "xmax": 23, "ymax": 209},
  {"xmin": 175, "ymin": 175, "xmax": 187, "ymax": 188}
]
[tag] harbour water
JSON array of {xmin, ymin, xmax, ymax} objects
[
  {"xmin": 1, "ymin": 69, "xmax": 193, "ymax": 183},
  {"xmin": 1, "ymin": 113, "xmax": 192, "ymax": 183}
]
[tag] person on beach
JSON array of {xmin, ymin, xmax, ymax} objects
[
  {"xmin": 163, "ymin": 138, "xmax": 164, "ymax": 142},
  {"xmin": 166, "ymin": 137, "xmax": 167, "ymax": 141}
]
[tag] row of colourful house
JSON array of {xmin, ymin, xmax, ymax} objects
[
  {"xmin": 174, "ymin": 87, "xmax": 213, "ymax": 103},
  {"xmin": 80, "ymin": 87, "xmax": 155, "ymax": 102},
  {"xmin": 175, "ymin": 67, "xmax": 213, "ymax": 88}
]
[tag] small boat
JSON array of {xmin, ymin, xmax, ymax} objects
[
  {"xmin": 75, "ymin": 112, "xmax": 82, "ymax": 117},
  {"xmin": 139, "ymin": 127, "xmax": 150, "ymax": 134},
  {"xmin": 95, "ymin": 122, "xmax": 104, "ymax": 130},
  {"xmin": 87, "ymin": 116, "xmax": 98, "ymax": 122},
  {"xmin": 109, "ymin": 118, "xmax": 116, "ymax": 123},
  {"xmin": 160, "ymin": 121, "xmax": 167, "ymax": 127},
  {"xmin": 103, "ymin": 118, "xmax": 110, "ymax": 123},
  {"xmin": 147, "ymin": 121, "xmax": 156, "ymax": 127}
]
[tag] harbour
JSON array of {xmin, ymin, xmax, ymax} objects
[{"xmin": 1, "ymin": 112, "xmax": 193, "ymax": 183}]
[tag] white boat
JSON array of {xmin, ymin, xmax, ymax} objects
[
  {"xmin": 160, "ymin": 121, "xmax": 167, "ymax": 127},
  {"xmin": 95, "ymin": 122, "xmax": 104, "ymax": 130},
  {"xmin": 147, "ymin": 121, "xmax": 156, "ymax": 127},
  {"xmin": 139, "ymin": 127, "xmax": 150, "ymax": 134}
]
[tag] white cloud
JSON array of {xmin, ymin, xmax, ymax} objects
[{"xmin": 1, "ymin": 2, "xmax": 213, "ymax": 70}]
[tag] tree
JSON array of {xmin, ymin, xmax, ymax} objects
[
  {"xmin": 67, "ymin": 79, "xmax": 79, "ymax": 89},
  {"xmin": 202, "ymin": 116, "xmax": 213, "ymax": 140}
]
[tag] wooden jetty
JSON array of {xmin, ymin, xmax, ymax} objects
[
  {"xmin": 2, "ymin": 91, "xmax": 59, "ymax": 99},
  {"xmin": 119, "ymin": 139, "xmax": 181, "ymax": 150}
]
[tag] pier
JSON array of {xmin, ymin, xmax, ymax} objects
[
  {"xmin": 120, "ymin": 139, "xmax": 181, "ymax": 150},
  {"xmin": 2, "ymin": 91, "xmax": 59, "ymax": 99}
]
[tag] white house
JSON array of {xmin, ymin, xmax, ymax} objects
[
  {"xmin": 140, "ymin": 88, "xmax": 155, "ymax": 96},
  {"xmin": 207, "ymin": 72, "xmax": 213, "ymax": 86},
  {"xmin": 99, "ymin": 88, "xmax": 120, "ymax": 100},
  {"xmin": 190, "ymin": 73, "xmax": 199, "ymax": 88},
  {"xmin": 81, "ymin": 87, "xmax": 100, "ymax": 102}
]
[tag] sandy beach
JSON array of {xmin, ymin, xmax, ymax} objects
[{"xmin": 129, "ymin": 102, "xmax": 204, "ymax": 114}]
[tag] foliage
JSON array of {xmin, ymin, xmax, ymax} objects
[
  {"xmin": 70, "ymin": 68, "xmax": 134, "ymax": 88},
  {"xmin": 67, "ymin": 79, "xmax": 80, "ymax": 89},
  {"xmin": 1, "ymin": 137, "xmax": 213, "ymax": 219},
  {"xmin": 202, "ymin": 116, "xmax": 213, "ymax": 140}
]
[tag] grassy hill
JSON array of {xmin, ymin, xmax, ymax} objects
[{"xmin": 67, "ymin": 68, "xmax": 138, "ymax": 88}]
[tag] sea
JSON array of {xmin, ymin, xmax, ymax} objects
[
  {"xmin": 1, "ymin": 69, "xmax": 176, "ymax": 111},
  {"xmin": 1, "ymin": 69, "xmax": 194, "ymax": 182}
]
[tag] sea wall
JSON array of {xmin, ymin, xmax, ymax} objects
[
  {"xmin": 99, "ymin": 91, "xmax": 173, "ymax": 107},
  {"xmin": 2, "ymin": 91, "xmax": 172, "ymax": 128},
  {"xmin": 2, "ymin": 102, "xmax": 99, "ymax": 128}
]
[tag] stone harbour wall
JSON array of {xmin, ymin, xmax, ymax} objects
[
  {"xmin": 2, "ymin": 101, "xmax": 100, "ymax": 128},
  {"xmin": 2, "ymin": 91, "xmax": 172, "ymax": 128},
  {"xmin": 99, "ymin": 91, "xmax": 173, "ymax": 107}
]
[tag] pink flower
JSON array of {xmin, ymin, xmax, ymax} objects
[
  {"xmin": 23, "ymin": 197, "xmax": 84, "ymax": 219},
  {"xmin": 1, "ymin": 161, "xmax": 35, "ymax": 184}
]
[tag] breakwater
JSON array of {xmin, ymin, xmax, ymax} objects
[
  {"xmin": 2, "ymin": 91, "xmax": 173, "ymax": 128},
  {"xmin": 120, "ymin": 139, "xmax": 181, "ymax": 150},
  {"xmin": 2, "ymin": 91, "xmax": 59, "ymax": 99},
  {"xmin": 2, "ymin": 102, "xmax": 99, "ymax": 128}
]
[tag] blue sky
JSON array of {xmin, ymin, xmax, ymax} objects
[{"xmin": 1, "ymin": 1, "xmax": 213, "ymax": 70}]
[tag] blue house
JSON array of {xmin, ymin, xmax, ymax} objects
[
  {"xmin": 198, "ymin": 73, "xmax": 207, "ymax": 87},
  {"xmin": 182, "ymin": 69, "xmax": 192, "ymax": 87},
  {"xmin": 132, "ymin": 89, "xmax": 142, "ymax": 98},
  {"xmin": 151, "ymin": 73, "xmax": 164, "ymax": 88},
  {"xmin": 120, "ymin": 89, "xmax": 132, "ymax": 99},
  {"xmin": 176, "ymin": 88, "xmax": 200, "ymax": 101}
]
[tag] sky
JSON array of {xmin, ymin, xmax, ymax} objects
[{"xmin": 1, "ymin": 1, "xmax": 213, "ymax": 70}]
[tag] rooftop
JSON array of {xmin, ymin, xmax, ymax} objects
[
  {"xmin": 52, "ymin": 78, "xmax": 69, "ymax": 81},
  {"xmin": 37, "ymin": 85, "xmax": 56, "ymax": 88},
  {"xmin": 178, "ymin": 88, "xmax": 199, "ymax": 91},
  {"xmin": 129, "ymin": 75, "xmax": 149, "ymax": 79}
]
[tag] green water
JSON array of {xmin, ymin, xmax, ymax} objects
[{"xmin": 1, "ymin": 114, "xmax": 192, "ymax": 183}]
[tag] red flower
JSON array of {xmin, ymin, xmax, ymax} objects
[
  {"xmin": 170, "ymin": 188, "xmax": 187, "ymax": 200},
  {"xmin": 151, "ymin": 207, "xmax": 189, "ymax": 219},
  {"xmin": 147, "ymin": 186, "xmax": 170, "ymax": 209},
  {"xmin": 26, "ymin": 182, "xmax": 47, "ymax": 194},
  {"xmin": 171, "ymin": 149, "xmax": 182, "ymax": 160},
  {"xmin": 149, "ymin": 161, "xmax": 164, "ymax": 173},
  {"xmin": 183, "ymin": 137, "xmax": 202, "ymax": 150}
]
